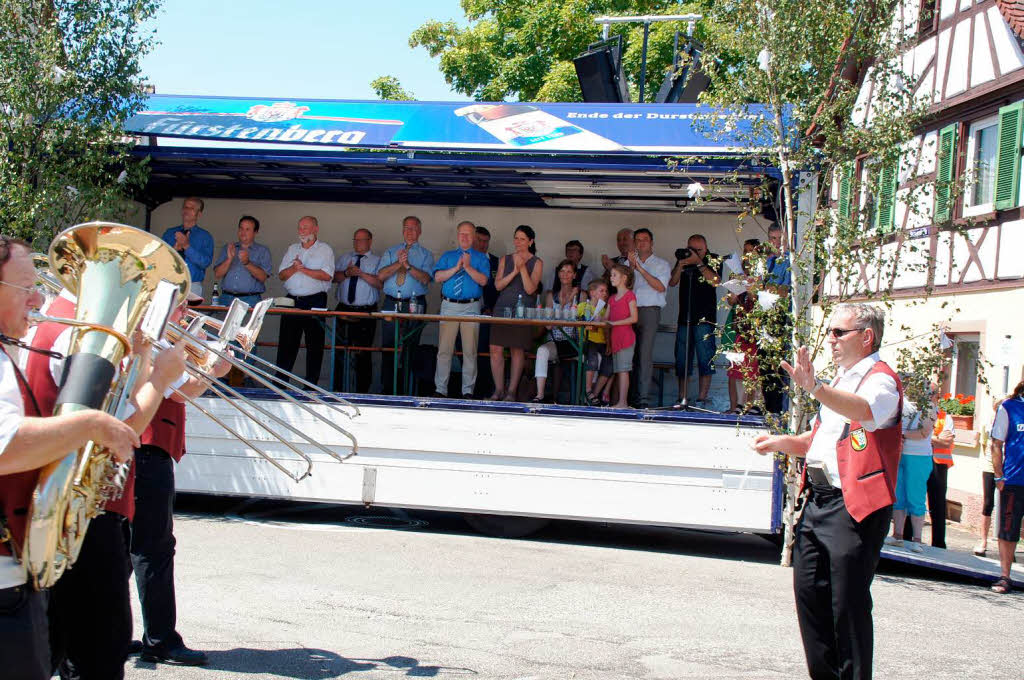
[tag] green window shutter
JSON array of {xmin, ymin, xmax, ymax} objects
[
  {"xmin": 873, "ymin": 161, "xmax": 898, "ymax": 233},
  {"xmin": 935, "ymin": 123, "xmax": 958, "ymax": 223},
  {"xmin": 838, "ymin": 163, "xmax": 853, "ymax": 222},
  {"xmin": 994, "ymin": 101, "xmax": 1023, "ymax": 210}
]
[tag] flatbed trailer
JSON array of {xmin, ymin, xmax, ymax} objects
[{"xmin": 176, "ymin": 392, "xmax": 781, "ymax": 537}]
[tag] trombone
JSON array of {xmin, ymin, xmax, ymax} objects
[{"xmin": 33, "ymin": 266, "xmax": 359, "ymax": 484}]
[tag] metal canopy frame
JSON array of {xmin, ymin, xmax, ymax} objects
[{"xmin": 133, "ymin": 144, "xmax": 784, "ymax": 213}]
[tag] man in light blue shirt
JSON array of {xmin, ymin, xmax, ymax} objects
[
  {"xmin": 162, "ymin": 197, "xmax": 214, "ymax": 298},
  {"xmin": 377, "ymin": 216, "xmax": 434, "ymax": 395},
  {"xmin": 212, "ymin": 215, "xmax": 273, "ymax": 308},
  {"xmin": 761, "ymin": 223, "xmax": 792, "ymax": 414},
  {"xmin": 432, "ymin": 221, "xmax": 490, "ymax": 398}
]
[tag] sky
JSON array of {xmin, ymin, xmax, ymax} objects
[{"xmin": 140, "ymin": 0, "xmax": 470, "ymax": 102}]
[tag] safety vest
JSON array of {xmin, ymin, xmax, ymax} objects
[
  {"xmin": 807, "ymin": 361, "xmax": 904, "ymax": 522},
  {"xmin": 932, "ymin": 410, "xmax": 954, "ymax": 467}
]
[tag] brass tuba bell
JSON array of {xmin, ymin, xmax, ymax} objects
[{"xmin": 24, "ymin": 222, "xmax": 189, "ymax": 589}]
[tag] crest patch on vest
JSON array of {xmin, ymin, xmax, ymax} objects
[{"xmin": 850, "ymin": 427, "xmax": 868, "ymax": 451}]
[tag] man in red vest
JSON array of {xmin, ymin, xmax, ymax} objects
[
  {"xmin": 129, "ymin": 300, "xmax": 229, "ymax": 667},
  {"xmin": 0, "ymin": 238, "xmax": 140, "ymax": 680},
  {"xmin": 755, "ymin": 303, "xmax": 902, "ymax": 680},
  {"xmin": 24, "ymin": 287, "xmax": 187, "ymax": 680}
]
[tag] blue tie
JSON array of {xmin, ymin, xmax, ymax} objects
[{"xmin": 453, "ymin": 252, "xmax": 464, "ymax": 299}]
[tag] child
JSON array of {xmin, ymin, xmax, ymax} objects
[
  {"xmin": 577, "ymin": 279, "xmax": 612, "ymax": 406},
  {"xmin": 605, "ymin": 264, "xmax": 638, "ymax": 408},
  {"xmin": 725, "ymin": 239, "xmax": 762, "ymax": 414}
]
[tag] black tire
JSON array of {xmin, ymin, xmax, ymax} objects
[{"xmin": 462, "ymin": 513, "xmax": 551, "ymax": 538}]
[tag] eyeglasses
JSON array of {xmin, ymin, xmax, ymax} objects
[
  {"xmin": 0, "ymin": 280, "xmax": 44, "ymax": 297},
  {"xmin": 827, "ymin": 327, "xmax": 866, "ymax": 338}
]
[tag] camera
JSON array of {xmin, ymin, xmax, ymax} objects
[{"xmin": 675, "ymin": 247, "xmax": 692, "ymax": 261}]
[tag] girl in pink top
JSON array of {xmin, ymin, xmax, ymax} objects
[{"xmin": 605, "ymin": 264, "xmax": 638, "ymax": 408}]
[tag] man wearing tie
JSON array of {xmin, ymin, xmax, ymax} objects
[
  {"xmin": 432, "ymin": 221, "xmax": 489, "ymax": 398},
  {"xmin": 332, "ymin": 228, "xmax": 381, "ymax": 393},
  {"xmin": 376, "ymin": 216, "xmax": 434, "ymax": 395}
]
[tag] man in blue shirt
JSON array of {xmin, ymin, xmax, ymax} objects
[
  {"xmin": 212, "ymin": 215, "xmax": 273, "ymax": 308},
  {"xmin": 432, "ymin": 221, "xmax": 489, "ymax": 398},
  {"xmin": 162, "ymin": 197, "xmax": 214, "ymax": 299},
  {"xmin": 990, "ymin": 379, "xmax": 1024, "ymax": 594},
  {"xmin": 377, "ymin": 216, "xmax": 434, "ymax": 395}
]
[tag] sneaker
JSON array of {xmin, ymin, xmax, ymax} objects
[
  {"xmin": 883, "ymin": 536, "xmax": 904, "ymax": 548},
  {"xmin": 908, "ymin": 541, "xmax": 924, "ymax": 553}
]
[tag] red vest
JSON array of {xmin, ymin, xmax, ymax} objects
[
  {"xmin": 808, "ymin": 361, "xmax": 904, "ymax": 522},
  {"xmin": 23, "ymin": 295, "xmax": 136, "ymax": 520},
  {"xmin": 142, "ymin": 398, "xmax": 186, "ymax": 463},
  {"xmin": 0, "ymin": 349, "xmax": 42, "ymax": 559}
]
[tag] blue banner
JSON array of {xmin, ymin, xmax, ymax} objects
[{"xmin": 127, "ymin": 95, "xmax": 776, "ymax": 155}]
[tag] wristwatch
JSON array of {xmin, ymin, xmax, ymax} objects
[{"xmin": 809, "ymin": 378, "xmax": 825, "ymax": 397}]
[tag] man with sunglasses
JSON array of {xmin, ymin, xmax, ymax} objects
[
  {"xmin": 754, "ymin": 303, "xmax": 902, "ymax": 680},
  {"xmin": 0, "ymin": 238, "xmax": 140, "ymax": 680}
]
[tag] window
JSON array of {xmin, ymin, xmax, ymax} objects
[
  {"xmin": 964, "ymin": 116, "xmax": 998, "ymax": 216},
  {"xmin": 949, "ymin": 334, "xmax": 980, "ymax": 399},
  {"xmin": 917, "ymin": 0, "xmax": 938, "ymax": 38}
]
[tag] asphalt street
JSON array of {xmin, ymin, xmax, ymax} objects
[{"xmin": 122, "ymin": 496, "xmax": 1024, "ymax": 680}]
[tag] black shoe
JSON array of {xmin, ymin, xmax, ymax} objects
[
  {"xmin": 141, "ymin": 643, "xmax": 208, "ymax": 666},
  {"xmin": 431, "ymin": 391, "xmax": 447, "ymax": 399},
  {"xmin": 127, "ymin": 640, "xmax": 143, "ymax": 656}
]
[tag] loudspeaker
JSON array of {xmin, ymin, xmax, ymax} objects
[
  {"xmin": 655, "ymin": 39, "xmax": 710, "ymax": 104},
  {"xmin": 574, "ymin": 41, "xmax": 630, "ymax": 103}
]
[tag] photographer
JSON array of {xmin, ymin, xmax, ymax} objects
[{"xmin": 669, "ymin": 234, "xmax": 721, "ymax": 407}]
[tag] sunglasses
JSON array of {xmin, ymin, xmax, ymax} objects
[{"xmin": 827, "ymin": 327, "xmax": 865, "ymax": 338}]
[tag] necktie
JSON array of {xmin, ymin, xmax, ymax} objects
[
  {"xmin": 396, "ymin": 246, "xmax": 407, "ymax": 287},
  {"xmin": 347, "ymin": 254, "xmax": 362, "ymax": 304},
  {"xmin": 452, "ymin": 251, "xmax": 464, "ymax": 299}
]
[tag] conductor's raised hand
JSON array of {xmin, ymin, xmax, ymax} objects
[{"xmin": 781, "ymin": 345, "xmax": 816, "ymax": 392}]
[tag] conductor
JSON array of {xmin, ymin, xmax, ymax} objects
[{"xmin": 754, "ymin": 303, "xmax": 902, "ymax": 680}]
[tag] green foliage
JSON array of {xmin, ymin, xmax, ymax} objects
[
  {"xmin": 371, "ymin": 75, "xmax": 415, "ymax": 101},
  {"xmin": 409, "ymin": 0, "xmax": 715, "ymax": 102},
  {"xmin": 0, "ymin": 0, "xmax": 159, "ymax": 246}
]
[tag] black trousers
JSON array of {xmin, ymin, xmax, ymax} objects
[
  {"xmin": 52, "ymin": 512, "xmax": 132, "ymax": 680},
  {"xmin": 276, "ymin": 292, "xmax": 327, "ymax": 386},
  {"xmin": 332, "ymin": 303, "xmax": 377, "ymax": 393},
  {"xmin": 793, "ymin": 487, "xmax": 891, "ymax": 680},
  {"xmin": 926, "ymin": 462, "xmax": 948, "ymax": 549},
  {"xmin": 130, "ymin": 446, "xmax": 182, "ymax": 651},
  {"xmin": 0, "ymin": 584, "xmax": 49, "ymax": 680}
]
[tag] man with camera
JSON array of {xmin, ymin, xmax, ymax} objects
[{"xmin": 669, "ymin": 234, "xmax": 721, "ymax": 407}]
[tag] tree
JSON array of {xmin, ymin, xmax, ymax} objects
[
  {"xmin": 371, "ymin": 75, "xmax": 415, "ymax": 101},
  {"xmin": 0, "ymin": 0, "xmax": 160, "ymax": 246},
  {"xmin": 409, "ymin": 0, "xmax": 714, "ymax": 102},
  {"xmin": 692, "ymin": 0, "xmax": 964, "ymax": 563}
]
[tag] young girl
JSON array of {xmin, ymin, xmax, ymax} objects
[
  {"xmin": 605, "ymin": 264, "xmax": 638, "ymax": 408},
  {"xmin": 577, "ymin": 279, "xmax": 612, "ymax": 406}
]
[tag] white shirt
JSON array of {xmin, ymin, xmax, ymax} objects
[
  {"xmin": 631, "ymin": 253, "xmax": 671, "ymax": 308},
  {"xmin": 334, "ymin": 251, "xmax": 381, "ymax": 306},
  {"xmin": 0, "ymin": 350, "xmax": 27, "ymax": 587},
  {"xmin": 805, "ymin": 353, "xmax": 901, "ymax": 489},
  {"xmin": 901, "ymin": 402, "xmax": 934, "ymax": 456},
  {"xmin": 279, "ymin": 240, "xmax": 335, "ymax": 297},
  {"xmin": 991, "ymin": 398, "xmax": 1023, "ymax": 440}
]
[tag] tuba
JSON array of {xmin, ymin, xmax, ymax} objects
[{"xmin": 23, "ymin": 222, "xmax": 189, "ymax": 589}]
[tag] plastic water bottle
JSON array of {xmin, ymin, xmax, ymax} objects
[
  {"xmin": 211, "ymin": 282, "xmax": 221, "ymax": 306},
  {"xmin": 515, "ymin": 294, "xmax": 525, "ymax": 319},
  {"xmin": 396, "ymin": 291, "xmax": 403, "ymax": 313}
]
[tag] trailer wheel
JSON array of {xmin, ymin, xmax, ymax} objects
[{"xmin": 462, "ymin": 514, "xmax": 551, "ymax": 538}]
